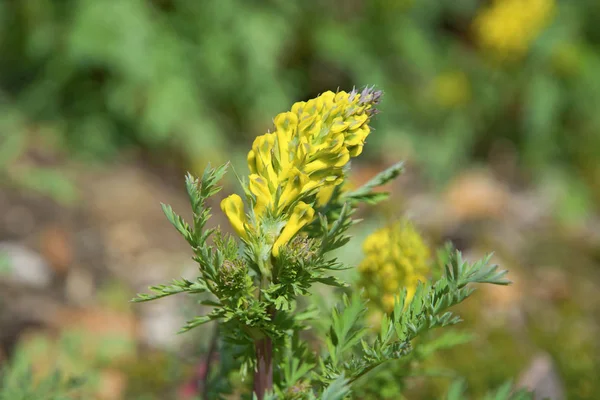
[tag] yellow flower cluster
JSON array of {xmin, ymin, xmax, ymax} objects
[
  {"xmin": 221, "ymin": 88, "xmax": 382, "ymax": 256},
  {"xmin": 473, "ymin": 0, "xmax": 555, "ymax": 60},
  {"xmin": 358, "ymin": 221, "xmax": 430, "ymax": 312}
]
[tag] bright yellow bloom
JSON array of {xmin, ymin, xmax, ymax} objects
[
  {"xmin": 221, "ymin": 194, "xmax": 248, "ymax": 239},
  {"xmin": 248, "ymin": 174, "xmax": 272, "ymax": 217},
  {"xmin": 358, "ymin": 220, "xmax": 430, "ymax": 312},
  {"xmin": 222, "ymin": 87, "xmax": 382, "ymax": 255},
  {"xmin": 272, "ymin": 202, "xmax": 315, "ymax": 257},
  {"xmin": 315, "ymin": 185, "xmax": 336, "ymax": 207},
  {"xmin": 473, "ymin": 0, "xmax": 554, "ymax": 60},
  {"xmin": 249, "ymin": 88, "xmax": 381, "ymax": 217}
]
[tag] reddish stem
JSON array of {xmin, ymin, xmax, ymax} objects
[{"xmin": 253, "ymin": 336, "xmax": 273, "ymax": 399}]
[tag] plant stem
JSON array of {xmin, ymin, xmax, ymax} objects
[
  {"xmin": 253, "ymin": 336, "xmax": 273, "ymax": 399},
  {"xmin": 347, "ymin": 360, "xmax": 384, "ymax": 385},
  {"xmin": 254, "ymin": 257, "xmax": 274, "ymax": 399}
]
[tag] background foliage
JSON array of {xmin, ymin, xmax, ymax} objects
[{"xmin": 1, "ymin": 0, "xmax": 599, "ymax": 218}]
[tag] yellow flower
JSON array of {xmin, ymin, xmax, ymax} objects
[
  {"xmin": 358, "ymin": 220, "xmax": 430, "ymax": 312},
  {"xmin": 221, "ymin": 194, "xmax": 248, "ymax": 239},
  {"xmin": 221, "ymin": 87, "xmax": 382, "ymax": 255},
  {"xmin": 247, "ymin": 134, "xmax": 278, "ymax": 184},
  {"xmin": 272, "ymin": 202, "xmax": 316, "ymax": 257},
  {"xmin": 382, "ymin": 294, "xmax": 396, "ymax": 311},
  {"xmin": 473, "ymin": 0, "xmax": 554, "ymax": 61},
  {"xmin": 315, "ymin": 184, "xmax": 336, "ymax": 207},
  {"xmin": 249, "ymin": 174, "xmax": 273, "ymax": 217}
]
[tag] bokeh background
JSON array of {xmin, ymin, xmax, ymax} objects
[{"xmin": 0, "ymin": 0, "xmax": 598, "ymax": 399}]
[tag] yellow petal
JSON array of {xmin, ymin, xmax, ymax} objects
[
  {"xmin": 349, "ymin": 113, "xmax": 369, "ymax": 128},
  {"xmin": 220, "ymin": 194, "xmax": 248, "ymax": 239},
  {"xmin": 299, "ymin": 116, "xmax": 322, "ymax": 139},
  {"xmin": 345, "ymin": 124, "xmax": 370, "ymax": 146},
  {"xmin": 334, "ymin": 91, "xmax": 348, "ymax": 103},
  {"xmin": 330, "ymin": 117, "xmax": 350, "ymax": 134},
  {"xmin": 272, "ymin": 202, "xmax": 315, "ymax": 257},
  {"xmin": 303, "ymin": 158, "xmax": 330, "ymax": 175},
  {"xmin": 291, "ymin": 100, "xmax": 306, "ymax": 116},
  {"xmin": 249, "ymin": 174, "xmax": 273, "ymax": 217},
  {"xmin": 315, "ymin": 184, "xmax": 336, "ymax": 207},
  {"xmin": 320, "ymin": 91, "xmax": 336, "ymax": 103},
  {"xmin": 274, "ymin": 112, "xmax": 298, "ymax": 135},
  {"xmin": 348, "ymin": 144, "xmax": 364, "ymax": 157},
  {"xmin": 274, "ymin": 112, "xmax": 297, "ymax": 173},
  {"xmin": 247, "ymin": 150, "xmax": 257, "ymax": 175},
  {"xmin": 251, "ymin": 133, "xmax": 278, "ymax": 183},
  {"xmin": 300, "ymin": 177, "xmax": 322, "ymax": 194},
  {"xmin": 278, "ymin": 170, "xmax": 307, "ymax": 210}
]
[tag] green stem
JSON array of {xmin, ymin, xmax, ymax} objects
[{"xmin": 347, "ymin": 360, "xmax": 385, "ymax": 385}]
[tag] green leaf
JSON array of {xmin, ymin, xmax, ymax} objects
[
  {"xmin": 319, "ymin": 202, "xmax": 356, "ymax": 255},
  {"xmin": 314, "ymin": 275, "xmax": 348, "ymax": 288},
  {"xmin": 482, "ymin": 380, "xmax": 535, "ymax": 400},
  {"xmin": 131, "ymin": 278, "xmax": 208, "ymax": 302},
  {"xmin": 321, "ymin": 248, "xmax": 516, "ymax": 387},
  {"xmin": 326, "ymin": 294, "xmax": 369, "ymax": 369},
  {"xmin": 417, "ymin": 330, "xmax": 473, "ymax": 358},
  {"xmin": 343, "ymin": 161, "xmax": 404, "ymax": 204},
  {"xmin": 446, "ymin": 379, "xmax": 467, "ymax": 400},
  {"xmin": 161, "ymin": 203, "xmax": 193, "ymax": 244},
  {"xmin": 320, "ymin": 374, "xmax": 351, "ymax": 400},
  {"xmin": 179, "ymin": 310, "xmax": 223, "ymax": 333},
  {"xmin": 491, "ymin": 380, "xmax": 514, "ymax": 400}
]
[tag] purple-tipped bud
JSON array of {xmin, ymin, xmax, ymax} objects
[
  {"xmin": 348, "ymin": 86, "xmax": 359, "ymax": 102},
  {"xmin": 357, "ymin": 85, "xmax": 383, "ymax": 115},
  {"xmin": 359, "ymin": 85, "xmax": 383, "ymax": 105}
]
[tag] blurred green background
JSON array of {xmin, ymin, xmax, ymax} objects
[{"xmin": 0, "ymin": 0, "xmax": 599, "ymax": 399}]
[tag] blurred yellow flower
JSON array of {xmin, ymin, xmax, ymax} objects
[
  {"xmin": 222, "ymin": 87, "xmax": 382, "ymax": 254},
  {"xmin": 434, "ymin": 71, "xmax": 471, "ymax": 108},
  {"xmin": 358, "ymin": 220, "xmax": 430, "ymax": 312},
  {"xmin": 473, "ymin": 0, "xmax": 555, "ymax": 60}
]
